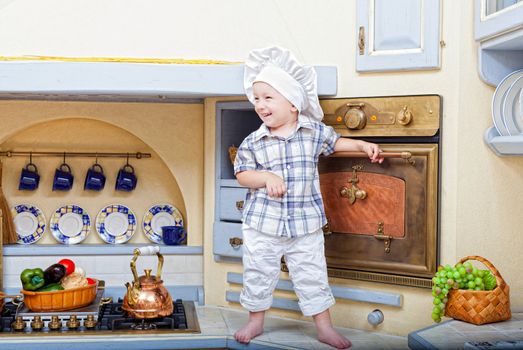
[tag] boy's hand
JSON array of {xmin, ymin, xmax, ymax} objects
[
  {"xmin": 361, "ymin": 141, "xmax": 384, "ymax": 164},
  {"xmin": 264, "ymin": 172, "xmax": 286, "ymax": 198}
]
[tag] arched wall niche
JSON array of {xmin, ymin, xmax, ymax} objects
[{"xmin": 0, "ymin": 114, "xmax": 196, "ymax": 245}]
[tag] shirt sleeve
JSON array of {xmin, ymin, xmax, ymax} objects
[
  {"xmin": 234, "ymin": 138, "xmax": 257, "ymax": 175},
  {"xmin": 320, "ymin": 123, "xmax": 341, "ymax": 156}
]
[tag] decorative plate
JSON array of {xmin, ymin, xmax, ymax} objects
[
  {"xmin": 11, "ymin": 204, "xmax": 46, "ymax": 245},
  {"xmin": 502, "ymin": 74, "xmax": 523, "ymax": 135},
  {"xmin": 492, "ymin": 69, "xmax": 523, "ymax": 136},
  {"xmin": 142, "ymin": 203, "xmax": 184, "ymax": 244},
  {"xmin": 96, "ymin": 204, "xmax": 137, "ymax": 244},
  {"xmin": 521, "ymin": 88, "xmax": 523, "ymax": 123},
  {"xmin": 50, "ymin": 205, "xmax": 91, "ymax": 244}
]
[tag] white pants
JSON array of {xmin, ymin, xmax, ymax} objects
[{"xmin": 239, "ymin": 226, "xmax": 335, "ymax": 317}]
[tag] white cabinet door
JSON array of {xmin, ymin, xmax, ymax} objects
[
  {"xmin": 356, "ymin": 0, "xmax": 441, "ymax": 72},
  {"xmin": 475, "ymin": 0, "xmax": 523, "ymax": 41}
]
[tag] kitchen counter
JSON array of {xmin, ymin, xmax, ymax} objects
[
  {"xmin": 0, "ymin": 305, "xmax": 408, "ymax": 350},
  {"xmin": 408, "ymin": 313, "xmax": 523, "ymax": 350}
]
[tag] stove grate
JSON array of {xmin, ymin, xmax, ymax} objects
[
  {"xmin": 97, "ymin": 299, "xmax": 187, "ymax": 331},
  {"xmin": 0, "ymin": 298, "xmax": 188, "ymax": 332}
]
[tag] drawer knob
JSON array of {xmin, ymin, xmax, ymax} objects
[
  {"xmin": 235, "ymin": 200, "xmax": 244, "ymax": 211},
  {"xmin": 229, "ymin": 237, "xmax": 243, "ymax": 248}
]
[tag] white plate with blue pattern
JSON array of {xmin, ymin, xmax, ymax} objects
[
  {"xmin": 492, "ymin": 69, "xmax": 523, "ymax": 136},
  {"xmin": 142, "ymin": 203, "xmax": 184, "ymax": 244},
  {"xmin": 50, "ymin": 204, "xmax": 91, "ymax": 244},
  {"xmin": 96, "ymin": 204, "xmax": 136, "ymax": 244},
  {"xmin": 503, "ymin": 74, "xmax": 523, "ymax": 135},
  {"xmin": 11, "ymin": 204, "xmax": 46, "ymax": 245}
]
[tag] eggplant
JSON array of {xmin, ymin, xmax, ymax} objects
[{"xmin": 44, "ymin": 263, "xmax": 66, "ymax": 284}]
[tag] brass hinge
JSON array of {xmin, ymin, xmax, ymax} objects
[{"xmin": 373, "ymin": 221, "xmax": 392, "ymax": 253}]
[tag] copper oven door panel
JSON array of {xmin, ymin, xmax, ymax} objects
[
  {"xmin": 320, "ymin": 172, "xmax": 405, "ymax": 238},
  {"xmin": 319, "ymin": 144, "xmax": 438, "ymax": 279}
]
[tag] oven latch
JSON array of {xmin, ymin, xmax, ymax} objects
[
  {"xmin": 374, "ymin": 221, "xmax": 392, "ymax": 253},
  {"xmin": 340, "ymin": 165, "xmax": 367, "ymax": 204}
]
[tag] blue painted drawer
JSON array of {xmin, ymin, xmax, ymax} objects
[
  {"xmin": 213, "ymin": 221, "xmax": 243, "ymax": 258},
  {"xmin": 219, "ymin": 187, "xmax": 248, "ymax": 222}
]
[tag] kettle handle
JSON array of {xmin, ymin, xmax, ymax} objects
[
  {"xmin": 136, "ymin": 246, "xmax": 159, "ymax": 255},
  {"xmin": 130, "ymin": 246, "xmax": 164, "ymax": 284}
]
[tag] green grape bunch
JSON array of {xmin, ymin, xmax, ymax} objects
[{"xmin": 431, "ymin": 262, "xmax": 497, "ymax": 323}]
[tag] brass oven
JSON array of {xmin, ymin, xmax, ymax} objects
[
  {"xmin": 316, "ymin": 95, "xmax": 440, "ymax": 288},
  {"xmin": 213, "ymin": 95, "xmax": 440, "ymax": 288}
]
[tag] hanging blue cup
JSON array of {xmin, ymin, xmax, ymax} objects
[
  {"xmin": 18, "ymin": 163, "xmax": 40, "ymax": 191},
  {"xmin": 84, "ymin": 163, "xmax": 106, "ymax": 191},
  {"xmin": 53, "ymin": 163, "xmax": 74, "ymax": 191},
  {"xmin": 115, "ymin": 164, "xmax": 137, "ymax": 192}
]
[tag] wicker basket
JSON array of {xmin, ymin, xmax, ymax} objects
[
  {"xmin": 445, "ymin": 256, "xmax": 511, "ymax": 325},
  {"xmin": 21, "ymin": 280, "xmax": 98, "ymax": 312}
]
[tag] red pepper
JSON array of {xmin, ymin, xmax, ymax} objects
[
  {"xmin": 86, "ymin": 277, "xmax": 96, "ymax": 285},
  {"xmin": 58, "ymin": 259, "xmax": 75, "ymax": 276}
]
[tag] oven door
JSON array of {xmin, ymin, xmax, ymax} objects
[{"xmin": 319, "ymin": 143, "xmax": 438, "ymax": 287}]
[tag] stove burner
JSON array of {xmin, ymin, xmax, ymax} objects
[{"xmin": 130, "ymin": 320, "xmax": 157, "ymax": 330}]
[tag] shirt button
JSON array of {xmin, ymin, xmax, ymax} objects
[
  {"xmin": 287, "ymin": 190, "xmax": 291, "ymax": 194},
  {"xmin": 286, "ymin": 165, "xmax": 291, "ymax": 169},
  {"xmin": 287, "ymin": 215, "xmax": 291, "ymax": 219}
]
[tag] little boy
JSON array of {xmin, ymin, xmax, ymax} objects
[{"xmin": 233, "ymin": 47, "xmax": 383, "ymax": 349}]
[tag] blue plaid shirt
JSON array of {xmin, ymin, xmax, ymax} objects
[{"xmin": 234, "ymin": 115, "xmax": 340, "ymax": 237}]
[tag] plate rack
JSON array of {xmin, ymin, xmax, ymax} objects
[{"xmin": 475, "ymin": 0, "xmax": 523, "ymax": 156}]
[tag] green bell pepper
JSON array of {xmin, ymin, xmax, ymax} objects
[{"xmin": 20, "ymin": 268, "xmax": 45, "ymax": 291}]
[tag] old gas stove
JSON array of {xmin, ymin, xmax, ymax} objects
[{"xmin": 0, "ymin": 292, "xmax": 200, "ymax": 335}]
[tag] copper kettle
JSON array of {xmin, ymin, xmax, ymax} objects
[{"xmin": 122, "ymin": 246, "xmax": 173, "ymax": 319}]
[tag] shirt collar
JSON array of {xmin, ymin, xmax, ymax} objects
[{"xmin": 253, "ymin": 114, "xmax": 315, "ymax": 141}]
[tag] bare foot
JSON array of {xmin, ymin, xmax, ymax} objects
[
  {"xmin": 317, "ymin": 325, "xmax": 352, "ymax": 349},
  {"xmin": 234, "ymin": 320, "xmax": 264, "ymax": 344},
  {"xmin": 234, "ymin": 311, "xmax": 265, "ymax": 344},
  {"xmin": 313, "ymin": 309, "xmax": 352, "ymax": 349}
]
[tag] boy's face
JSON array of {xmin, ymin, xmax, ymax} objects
[{"xmin": 252, "ymin": 82, "xmax": 298, "ymax": 131}]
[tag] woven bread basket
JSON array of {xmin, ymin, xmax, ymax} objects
[
  {"xmin": 445, "ymin": 256, "xmax": 511, "ymax": 325},
  {"xmin": 21, "ymin": 280, "xmax": 98, "ymax": 312}
]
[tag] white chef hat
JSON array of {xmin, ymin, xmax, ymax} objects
[{"xmin": 244, "ymin": 46, "xmax": 324, "ymax": 121}]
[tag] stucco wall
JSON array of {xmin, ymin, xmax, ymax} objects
[{"xmin": 1, "ymin": 0, "xmax": 523, "ymax": 336}]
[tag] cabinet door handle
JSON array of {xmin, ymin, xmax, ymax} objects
[
  {"xmin": 235, "ymin": 200, "xmax": 244, "ymax": 211},
  {"xmin": 229, "ymin": 237, "xmax": 243, "ymax": 248},
  {"xmin": 358, "ymin": 26, "xmax": 365, "ymax": 55}
]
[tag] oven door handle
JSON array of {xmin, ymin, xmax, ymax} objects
[{"xmin": 328, "ymin": 151, "xmax": 415, "ymax": 165}]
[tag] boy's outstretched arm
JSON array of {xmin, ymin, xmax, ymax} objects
[
  {"xmin": 236, "ymin": 170, "xmax": 287, "ymax": 198},
  {"xmin": 334, "ymin": 138, "xmax": 384, "ymax": 163}
]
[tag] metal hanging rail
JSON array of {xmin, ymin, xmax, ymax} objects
[{"xmin": 0, "ymin": 151, "xmax": 151, "ymax": 159}]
